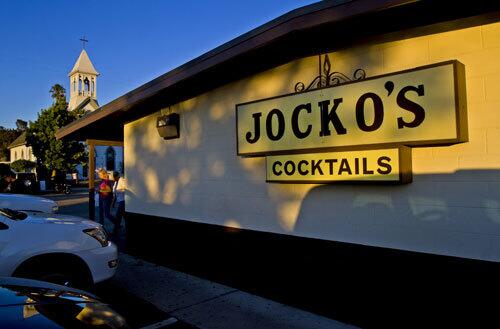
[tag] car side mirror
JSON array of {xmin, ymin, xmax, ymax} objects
[{"xmin": 0, "ymin": 222, "xmax": 8, "ymax": 230}]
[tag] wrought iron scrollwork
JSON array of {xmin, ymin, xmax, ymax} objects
[{"xmin": 294, "ymin": 54, "xmax": 366, "ymax": 93}]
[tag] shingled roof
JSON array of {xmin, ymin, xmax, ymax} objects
[{"xmin": 7, "ymin": 131, "xmax": 26, "ymax": 149}]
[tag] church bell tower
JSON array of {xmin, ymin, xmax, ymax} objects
[{"xmin": 68, "ymin": 48, "xmax": 99, "ymax": 112}]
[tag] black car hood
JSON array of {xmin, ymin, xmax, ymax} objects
[
  {"xmin": 0, "ymin": 277, "xmax": 98, "ymax": 306},
  {"xmin": 0, "ymin": 277, "xmax": 128, "ymax": 329}
]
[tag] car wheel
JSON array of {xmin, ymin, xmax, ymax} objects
[
  {"xmin": 21, "ymin": 268, "xmax": 92, "ymax": 290},
  {"xmin": 38, "ymin": 271, "xmax": 79, "ymax": 288},
  {"xmin": 14, "ymin": 258, "xmax": 93, "ymax": 291}
]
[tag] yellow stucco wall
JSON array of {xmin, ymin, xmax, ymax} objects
[{"xmin": 125, "ymin": 22, "xmax": 500, "ymax": 262}]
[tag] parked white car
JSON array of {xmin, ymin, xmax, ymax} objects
[
  {"xmin": 0, "ymin": 193, "xmax": 58, "ymax": 213},
  {"xmin": 0, "ymin": 208, "xmax": 117, "ymax": 289}
]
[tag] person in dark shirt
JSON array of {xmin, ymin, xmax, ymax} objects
[
  {"xmin": 111, "ymin": 171, "xmax": 125, "ymax": 235},
  {"xmin": 0, "ymin": 164, "xmax": 16, "ymax": 193}
]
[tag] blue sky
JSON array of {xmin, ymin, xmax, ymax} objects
[{"xmin": 0, "ymin": 0, "xmax": 316, "ymax": 128}]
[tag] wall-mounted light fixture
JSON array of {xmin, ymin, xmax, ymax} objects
[{"xmin": 156, "ymin": 113, "xmax": 180, "ymax": 140}]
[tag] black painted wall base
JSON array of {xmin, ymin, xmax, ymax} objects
[{"xmin": 124, "ymin": 212, "xmax": 500, "ymax": 328}]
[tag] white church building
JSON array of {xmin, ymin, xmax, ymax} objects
[{"xmin": 68, "ymin": 49, "xmax": 123, "ymax": 179}]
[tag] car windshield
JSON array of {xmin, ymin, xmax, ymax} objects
[{"xmin": 0, "ymin": 208, "xmax": 28, "ymax": 221}]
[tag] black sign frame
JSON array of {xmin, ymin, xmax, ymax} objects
[{"xmin": 235, "ymin": 60, "xmax": 468, "ymax": 157}]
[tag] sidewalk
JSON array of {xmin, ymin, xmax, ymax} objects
[{"xmin": 111, "ymin": 253, "xmax": 359, "ymax": 329}]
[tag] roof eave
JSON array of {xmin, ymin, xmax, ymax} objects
[{"xmin": 56, "ymin": 0, "xmax": 500, "ymax": 141}]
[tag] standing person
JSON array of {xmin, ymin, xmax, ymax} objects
[
  {"xmin": 0, "ymin": 164, "xmax": 16, "ymax": 193},
  {"xmin": 111, "ymin": 171, "xmax": 125, "ymax": 235},
  {"xmin": 97, "ymin": 168, "xmax": 113, "ymax": 225}
]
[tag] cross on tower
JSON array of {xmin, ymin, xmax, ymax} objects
[{"xmin": 79, "ymin": 36, "xmax": 88, "ymax": 49}]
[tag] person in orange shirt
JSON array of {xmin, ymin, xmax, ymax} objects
[{"xmin": 97, "ymin": 168, "xmax": 114, "ymax": 225}]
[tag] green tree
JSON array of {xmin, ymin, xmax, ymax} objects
[
  {"xmin": 26, "ymin": 85, "xmax": 86, "ymax": 177},
  {"xmin": 49, "ymin": 84, "xmax": 66, "ymax": 103},
  {"xmin": 0, "ymin": 127, "xmax": 21, "ymax": 162},
  {"xmin": 15, "ymin": 119, "xmax": 28, "ymax": 131},
  {"xmin": 10, "ymin": 159, "xmax": 36, "ymax": 172}
]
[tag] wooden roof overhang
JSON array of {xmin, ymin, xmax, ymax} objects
[{"xmin": 56, "ymin": 0, "xmax": 500, "ymax": 142}]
